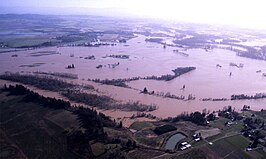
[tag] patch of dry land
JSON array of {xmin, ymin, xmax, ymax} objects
[{"xmin": 196, "ymin": 128, "xmax": 221, "ymax": 139}]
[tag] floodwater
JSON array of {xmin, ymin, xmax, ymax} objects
[
  {"xmin": 0, "ymin": 35, "xmax": 265, "ymax": 118},
  {"xmin": 164, "ymin": 133, "xmax": 186, "ymax": 150}
]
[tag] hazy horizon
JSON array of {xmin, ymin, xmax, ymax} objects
[{"xmin": 1, "ymin": 0, "xmax": 266, "ymax": 30}]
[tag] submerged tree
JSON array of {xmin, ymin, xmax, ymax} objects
[{"xmin": 143, "ymin": 87, "xmax": 148, "ymax": 94}]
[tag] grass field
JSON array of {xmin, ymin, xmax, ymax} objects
[
  {"xmin": 171, "ymin": 148, "xmax": 209, "ymax": 159},
  {"xmin": 206, "ymin": 133, "xmax": 225, "ymax": 142},
  {"xmin": 91, "ymin": 142, "xmax": 106, "ymax": 157},
  {"xmin": 135, "ymin": 129, "xmax": 162, "ymax": 148},
  {"xmin": 210, "ymin": 117, "xmax": 243, "ymax": 134},
  {"xmin": 47, "ymin": 110, "xmax": 80, "ymax": 131},
  {"xmin": 196, "ymin": 128, "xmax": 221, "ymax": 139},
  {"xmin": 208, "ymin": 134, "xmax": 265, "ymax": 159},
  {"xmin": 249, "ymin": 149, "xmax": 266, "ymax": 159},
  {"xmin": 129, "ymin": 121, "xmax": 155, "ymax": 131},
  {"xmin": 225, "ymin": 135, "xmax": 249, "ymax": 150}
]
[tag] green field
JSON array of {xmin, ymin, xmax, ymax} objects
[
  {"xmin": 210, "ymin": 118, "xmax": 241, "ymax": 131},
  {"xmin": 91, "ymin": 142, "xmax": 106, "ymax": 157},
  {"xmin": 129, "ymin": 121, "xmax": 154, "ymax": 131},
  {"xmin": 135, "ymin": 128, "xmax": 163, "ymax": 148},
  {"xmin": 208, "ymin": 134, "xmax": 266, "ymax": 159}
]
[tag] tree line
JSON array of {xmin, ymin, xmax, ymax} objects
[
  {"xmin": 0, "ymin": 73, "xmax": 76, "ymax": 91},
  {"xmin": 162, "ymin": 110, "xmax": 216, "ymax": 126},
  {"xmin": 62, "ymin": 90, "xmax": 157, "ymax": 112}
]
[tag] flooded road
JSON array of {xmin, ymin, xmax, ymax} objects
[{"xmin": 0, "ymin": 35, "xmax": 265, "ymax": 118}]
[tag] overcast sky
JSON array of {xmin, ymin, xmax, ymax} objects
[{"xmin": 1, "ymin": 0, "xmax": 266, "ymax": 29}]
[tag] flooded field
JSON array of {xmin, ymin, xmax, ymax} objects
[{"xmin": 0, "ymin": 35, "xmax": 265, "ymax": 118}]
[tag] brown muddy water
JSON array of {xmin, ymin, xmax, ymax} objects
[{"xmin": 0, "ymin": 35, "xmax": 265, "ymax": 118}]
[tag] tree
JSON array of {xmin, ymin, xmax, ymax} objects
[
  {"xmin": 143, "ymin": 87, "xmax": 148, "ymax": 94},
  {"xmin": 207, "ymin": 113, "xmax": 216, "ymax": 121},
  {"xmin": 118, "ymin": 121, "xmax": 123, "ymax": 128},
  {"xmin": 228, "ymin": 106, "xmax": 232, "ymax": 112},
  {"xmin": 190, "ymin": 111, "xmax": 206, "ymax": 125}
]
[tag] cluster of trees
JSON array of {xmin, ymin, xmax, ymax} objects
[
  {"xmin": 141, "ymin": 87, "xmax": 191, "ymax": 101},
  {"xmin": 91, "ymin": 78, "xmax": 129, "ymax": 88},
  {"xmin": 66, "ymin": 108, "xmax": 121, "ymax": 157},
  {"xmin": 242, "ymin": 117, "xmax": 265, "ymax": 148},
  {"xmin": 33, "ymin": 71, "xmax": 79, "ymax": 79},
  {"xmin": 130, "ymin": 112, "xmax": 157, "ymax": 119},
  {"xmin": 202, "ymin": 98, "xmax": 228, "ymax": 101},
  {"xmin": 65, "ymin": 42, "xmax": 115, "ymax": 47},
  {"xmin": 144, "ymin": 67, "xmax": 196, "ymax": 81},
  {"xmin": 90, "ymin": 67, "xmax": 196, "ymax": 88},
  {"xmin": 108, "ymin": 54, "xmax": 129, "ymax": 59},
  {"xmin": 217, "ymin": 106, "xmax": 242, "ymax": 120},
  {"xmin": 154, "ymin": 124, "xmax": 177, "ymax": 135},
  {"xmin": 62, "ymin": 90, "xmax": 157, "ymax": 112},
  {"xmin": 62, "ymin": 90, "xmax": 114, "ymax": 109},
  {"xmin": 66, "ymin": 64, "xmax": 75, "ymax": 69},
  {"xmin": 242, "ymin": 105, "xmax": 251, "ymax": 111},
  {"xmin": 163, "ymin": 110, "xmax": 216, "ymax": 126},
  {"xmin": 189, "ymin": 112, "xmax": 208, "ymax": 125},
  {"xmin": 84, "ymin": 55, "xmax": 95, "ymax": 60},
  {"xmin": 231, "ymin": 93, "xmax": 266, "ymax": 100},
  {"xmin": 4, "ymin": 84, "xmax": 71, "ymax": 109},
  {"xmin": 90, "ymin": 77, "xmax": 140, "ymax": 88},
  {"xmin": 172, "ymin": 67, "xmax": 196, "ymax": 76},
  {"xmin": 116, "ymin": 102, "xmax": 157, "ymax": 112},
  {"xmin": 0, "ymin": 73, "xmax": 75, "ymax": 91}
]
